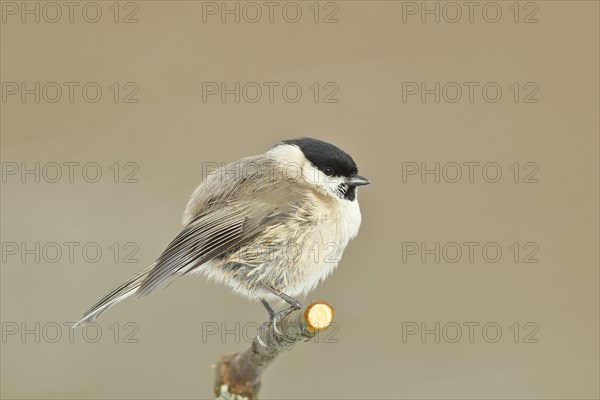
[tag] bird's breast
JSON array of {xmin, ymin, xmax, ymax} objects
[{"xmin": 278, "ymin": 195, "xmax": 362, "ymax": 296}]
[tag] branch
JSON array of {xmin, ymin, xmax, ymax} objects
[{"xmin": 214, "ymin": 301, "xmax": 335, "ymax": 400}]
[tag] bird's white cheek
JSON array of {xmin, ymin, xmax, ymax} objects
[
  {"xmin": 340, "ymin": 198, "xmax": 362, "ymax": 242},
  {"xmin": 302, "ymin": 165, "xmax": 322, "ymax": 186},
  {"xmin": 302, "ymin": 165, "xmax": 346, "ymax": 195}
]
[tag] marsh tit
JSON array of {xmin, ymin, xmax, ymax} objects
[{"xmin": 75, "ymin": 138, "xmax": 370, "ymax": 328}]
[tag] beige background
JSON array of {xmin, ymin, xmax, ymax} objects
[{"xmin": 1, "ymin": 1, "xmax": 599, "ymax": 399}]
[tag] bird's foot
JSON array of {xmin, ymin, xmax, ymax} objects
[
  {"xmin": 271, "ymin": 303, "xmax": 303, "ymax": 335},
  {"xmin": 260, "ymin": 293, "xmax": 304, "ymax": 336}
]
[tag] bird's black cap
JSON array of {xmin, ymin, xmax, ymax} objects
[{"xmin": 280, "ymin": 138, "xmax": 358, "ymax": 177}]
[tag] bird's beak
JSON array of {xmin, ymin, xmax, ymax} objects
[{"xmin": 346, "ymin": 174, "xmax": 371, "ymax": 186}]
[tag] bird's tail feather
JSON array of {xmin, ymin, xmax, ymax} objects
[{"xmin": 74, "ymin": 263, "xmax": 156, "ymax": 327}]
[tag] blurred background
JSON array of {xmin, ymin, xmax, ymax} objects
[{"xmin": 1, "ymin": 1, "xmax": 598, "ymax": 399}]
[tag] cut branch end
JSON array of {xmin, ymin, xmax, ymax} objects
[{"xmin": 304, "ymin": 301, "xmax": 334, "ymax": 332}]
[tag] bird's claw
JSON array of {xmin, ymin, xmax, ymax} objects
[
  {"xmin": 270, "ymin": 305, "xmax": 302, "ymax": 336},
  {"xmin": 256, "ymin": 330, "xmax": 267, "ymax": 347},
  {"xmin": 261, "ymin": 294, "xmax": 304, "ymax": 337},
  {"xmin": 272, "ymin": 315, "xmax": 283, "ymax": 335},
  {"xmin": 291, "ymin": 299, "xmax": 304, "ymax": 309}
]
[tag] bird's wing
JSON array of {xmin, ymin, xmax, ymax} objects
[{"xmin": 135, "ymin": 201, "xmax": 291, "ymax": 298}]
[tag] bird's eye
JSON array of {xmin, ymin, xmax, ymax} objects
[{"xmin": 323, "ymin": 167, "xmax": 334, "ymax": 176}]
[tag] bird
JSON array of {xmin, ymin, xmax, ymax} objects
[{"xmin": 74, "ymin": 138, "xmax": 370, "ymax": 329}]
